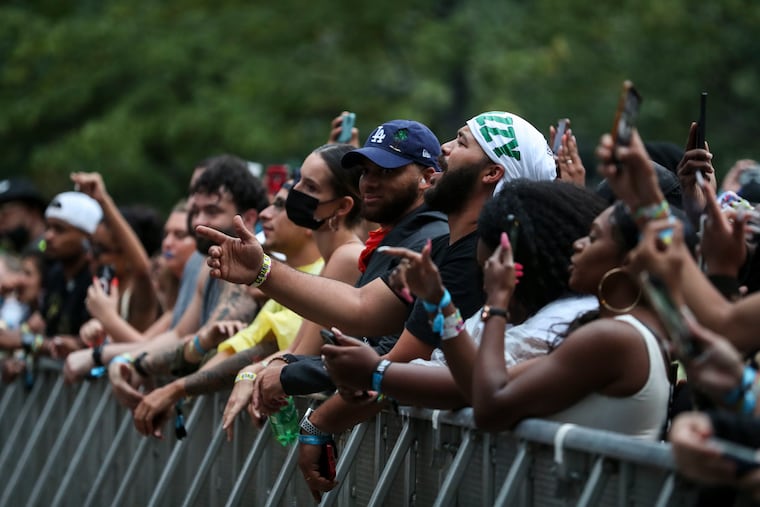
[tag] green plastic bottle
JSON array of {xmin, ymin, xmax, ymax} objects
[{"xmin": 269, "ymin": 396, "xmax": 299, "ymax": 446}]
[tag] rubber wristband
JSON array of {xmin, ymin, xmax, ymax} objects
[
  {"xmin": 298, "ymin": 434, "xmax": 330, "ymax": 445},
  {"xmin": 133, "ymin": 351, "xmax": 149, "ymax": 377},
  {"xmin": 193, "ymin": 335, "xmax": 208, "ymax": 356},
  {"xmin": 741, "ymin": 388, "xmax": 757, "ymax": 415},
  {"xmin": 724, "ymin": 365, "xmax": 757, "ymax": 406},
  {"xmin": 235, "ymin": 371, "xmax": 257, "ymax": 383},
  {"xmin": 422, "ymin": 289, "xmax": 452, "ymax": 335},
  {"xmin": 372, "ymin": 359, "xmax": 392, "ymax": 393},
  {"xmin": 250, "ymin": 254, "xmax": 272, "ymax": 288},
  {"xmin": 92, "ymin": 345, "xmax": 105, "ymax": 367},
  {"xmin": 111, "ymin": 354, "xmax": 133, "ymax": 366}
]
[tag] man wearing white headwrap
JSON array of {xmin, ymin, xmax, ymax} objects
[
  {"xmin": 466, "ymin": 111, "xmax": 556, "ymax": 193},
  {"xmin": 0, "ymin": 191, "xmax": 104, "ymax": 359}
]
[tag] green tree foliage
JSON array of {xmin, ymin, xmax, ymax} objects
[{"xmin": 1, "ymin": 0, "xmax": 758, "ymax": 210}]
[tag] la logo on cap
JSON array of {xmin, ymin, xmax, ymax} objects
[{"xmin": 370, "ymin": 127, "xmax": 386, "ymax": 144}]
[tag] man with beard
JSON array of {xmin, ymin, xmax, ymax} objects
[
  {"xmin": 197, "ymin": 120, "xmax": 449, "ymax": 401},
  {"xmin": 296, "ymin": 110, "xmax": 556, "ymax": 500},
  {"xmin": 89, "ymin": 156, "xmax": 268, "ymax": 409},
  {"xmin": 198, "ymin": 113, "xmax": 554, "ymax": 500}
]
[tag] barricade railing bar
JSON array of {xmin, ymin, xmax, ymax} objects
[{"xmin": 0, "ymin": 362, "xmax": 706, "ymax": 506}]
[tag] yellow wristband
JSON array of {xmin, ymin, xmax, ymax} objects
[{"xmin": 235, "ymin": 372, "xmax": 257, "ymax": 383}]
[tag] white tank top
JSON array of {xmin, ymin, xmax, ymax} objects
[{"xmin": 546, "ymin": 314, "xmax": 670, "ymax": 440}]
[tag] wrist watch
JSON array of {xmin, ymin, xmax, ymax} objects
[
  {"xmin": 299, "ymin": 407, "xmax": 331, "ymax": 437},
  {"xmin": 481, "ymin": 305, "xmax": 509, "ymax": 322}
]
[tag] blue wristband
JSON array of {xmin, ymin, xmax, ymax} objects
[
  {"xmin": 724, "ymin": 365, "xmax": 757, "ymax": 406},
  {"xmin": 422, "ymin": 290, "xmax": 451, "ymax": 335},
  {"xmin": 742, "ymin": 388, "xmax": 757, "ymax": 415},
  {"xmin": 193, "ymin": 335, "xmax": 208, "ymax": 356},
  {"xmin": 371, "ymin": 359, "xmax": 392, "ymax": 393},
  {"xmin": 111, "ymin": 354, "xmax": 133, "ymax": 366},
  {"xmin": 298, "ymin": 434, "xmax": 330, "ymax": 445}
]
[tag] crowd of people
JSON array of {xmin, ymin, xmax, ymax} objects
[{"xmin": 2, "ymin": 104, "xmax": 760, "ymax": 504}]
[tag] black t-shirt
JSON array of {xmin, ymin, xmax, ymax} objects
[
  {"xmin": 280, "ymin": 204, "xmax": 448, "ymax": 394},
  {"xmin": 391, "ymin": 231, "xmax": 483, "ymax": 349},
  {"xmin": 42, "ymin": 262, "xmax": 91, "ymax": 336}
]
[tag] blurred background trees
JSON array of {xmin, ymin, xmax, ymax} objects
[{"xmin": 1, "ymin": 0, "xmax": 758, "ymax": 211}]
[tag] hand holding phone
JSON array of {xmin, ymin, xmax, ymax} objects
[
  {"xmin": 337, "ymin": 112, "xmax": 356, "ymax": 143},
  {"xmin": 320, "ymin": 328, "xmax": 338, "ymax": 346},
  {"xmin": 97, "ymin": 264, "xmax": 116, "ymax": 295},
  {"xmin": 318, "ymin": 440, "xmax": 338, "ymax": 480},
  {"xmin": 638, "ymin": 272, "xmax": 701, "ymax": 360},
  {"xmin": 696, "ymin": 91, "xmax": 707, "ymax": 150},
  {"xmin": 552, "ymin": 118, "xmax": 569, "ymax": 155},
  {"xmin": 611, "ymin": 81, "xmax": 642, "ymax": 148}
]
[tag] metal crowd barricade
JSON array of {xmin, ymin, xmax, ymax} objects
[{"xmin": 0, "ymin": 360, "xmax": 709, "ymax": 506}]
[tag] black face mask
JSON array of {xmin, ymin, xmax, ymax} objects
[
  {"xmin": 0, "ymin": 226, "xmax": 31, "ymax": 253},
  {"xmin": 285, "ymin": 188, "xmax": 337, "ymax": 231}
]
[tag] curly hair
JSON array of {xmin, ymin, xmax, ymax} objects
[
  {"xmin": 311, "ymin": 144, "xmax": 362, "ymax": 228},
  {"xmin": 478, "ymin": 179, "xmax": 608, "ymax": 317},
  {"xmin": 190, "ymin": 154, "xmax": 269, "ymax": 214}
]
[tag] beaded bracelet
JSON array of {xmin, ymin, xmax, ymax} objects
[
  {"xmin": 250, "ymin": 254, "xmax": 272, "ymax": 288},
  {"xmin": 235, "ymin": 371, "xmax": 257, "ymax": 383},
  {"xmin": 633, "ymin": 200, "xmax": 671, "ymax": 221},
  {"xmin": 422, "ymin": 289, "xmax": 452, "ymax": 336},
  {"xmin": 441, "ymin": 309, "xmax": 465, "ymax": 341}
]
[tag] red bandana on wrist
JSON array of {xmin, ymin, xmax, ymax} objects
[{"xmin": 358, "ymin": 227, "xmax": 390, "ymax": 273}]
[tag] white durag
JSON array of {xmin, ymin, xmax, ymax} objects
[{"xmin": 466, "ymin": 111, "xmax": 556, "ymax": 194}]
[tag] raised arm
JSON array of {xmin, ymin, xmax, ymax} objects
[
  {"xmin": 71, "ymin": 172, "xmax": 153, "ymax": 277},
  {"xmin": 198, "ymin": 216, "xmax": 407, "ymax": 336}
]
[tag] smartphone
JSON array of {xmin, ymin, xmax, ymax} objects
[
  {"xmin": 97, "ymin": 264, "xmax": 115, "ymax": 295},
  {"xmin": 696, "ymin": 91, "xmax": 707, "ymax": 150},
  {"xmin": 506, "ymin": 214, "xmax": 520, "ymax": 256},
  {"xmin": 266, "ymin": 164, "xmax": 289, "ymax": 197},
  {"xmin": 552, "ymin": 118, "xmax": 569, "ymax": 154},
  {"xmin": 320, "ymin": 328, "xmax": 338, "ymax": 346},
  {"xmin": 337, "ymin": 112, "xmax": 356, "ymax": 143},
  {"xmin": 319, "ymin": 441, "xmax": 338, "ymax": 480},
  {"xmin": 611, "ymin": 81, "xmax": 642, "ymax": 147},
  {"xmin": 711, "ymin": 438, "xmax": 760, "ymax": 475},
  {"xmin": 638, "ymin": 272, "xmax": 701, "ymax": 360}
]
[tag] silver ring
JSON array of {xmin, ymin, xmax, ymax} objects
[{"xmin": 565, "ymin": 159, "xmax": 573, "ymax": 164}]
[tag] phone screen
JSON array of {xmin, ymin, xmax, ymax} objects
[
  {"xmin": 319, "ymin": 441, "xmax": 338, "ymax": 480},
  {"xmin": 611, "ymin": 81, "xmax": 642, "ymax": 147},
  {"xmin": 638, "ymin": 272, "xmax": 700, "ymax": 359},
  {"xmin": 552, "ymin": 118, "xmax": 569, "ymax": 154},
  {"xmin": 97, "ymin": 264, "xmax": 115, "ymax": 295},
  {"xmin": 696, "ymin": 91, "xmax": 707, "ymax": 149},
  {"xmin": 506, "ymin": 214, "xmax": 519, "ymax": 257},
  {"xmin": 320, "ymin": 329, "xmax": 338, "ymax": 346}
]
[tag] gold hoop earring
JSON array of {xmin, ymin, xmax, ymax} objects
[{"xmin": 597, "ymin": 267, "xmax": 641, "ymax": 313}]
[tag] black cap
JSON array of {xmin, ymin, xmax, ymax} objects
[{"xmin": 0, "ymin": 178, "xmax": 46, "ymax": 211}]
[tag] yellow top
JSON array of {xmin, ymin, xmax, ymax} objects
[{"xmin": 218, "ymin": 258, "xmax": 324, "ymax": 354}]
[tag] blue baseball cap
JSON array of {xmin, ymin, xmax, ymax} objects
[{"xmin": 342, "ymin": 120, "xmax": 441, "ymax": 171}]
